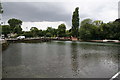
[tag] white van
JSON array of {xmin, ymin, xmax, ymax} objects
[{"xmin": 17, "ymin": 36, "xmax": 25, "ymax": 39}]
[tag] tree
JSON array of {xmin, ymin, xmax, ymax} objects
[
  {"xmin": 72, "ymin": 7, "xmax": 79, "ymax": 37},
  {"xmin": 52, "ymin": 28, "xmax": 58, "ymax": 37},
  {"xmin": 13, "ymin": 25, "xmax": 22, "ymax": 34},
  {"xmin": 57, "ymin": 24, "xmax": 66, "ymax": 37},
  {"xmin": 38, "ymin": 30, "xmax": 43, "ymax": 37},
  {"xmin": 79, "ymin": 19, "xmax": 99, "ymax": 40},
  {"xmin": 66, "ymin": 30, "xmax": 71, "ymax": 37},
  {"xmin": 98, "ymin": 23, "xmax": 110, "ymax": 39},
  {"xmin": 107, "ymin": 22, "xmax": 120, "ymax": 40},
  {"xmin": 79, "ymin": 23, "xmax": 98, "ymax": 40},
  {"xmin": 45, "ymin": 27, "xmax": 58, "ymax": 37},
  {"xmin": 22, "ymin": 31, "xmax": 33, "ymax": 38},
  {"xmin": 93, "ymin": 20, "xmax": 103, "ymax": 26},
  {"xmin": 42, "ymin": 30, "xmax": 47, "ymax": 37},
  {"xmin": 46, "ymin": 27, "xmax": 54, "ymax": 37},
  {"xmin": 46, "ymin": 32, "xmax": 52, "ymax": 37},
  {"xmin": 8, "ymin": 18, "xmax": 22, "ymax": 32},
  {"xmin": 1, "ymin": 25, "xmax": 10, "ymax": 37},
  {"xmin": 30, "ymin": 27, "xmax": 39, "ymax": 37},
  {"xmin": 81, "ymin": 19, "xmax": 92, "ymax": 27}
]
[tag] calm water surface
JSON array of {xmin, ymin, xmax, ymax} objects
[{"xmin": 2, "ymin": 41, "xmax": 120, "ymax": 78}]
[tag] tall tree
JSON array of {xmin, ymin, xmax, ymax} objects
[{"xmin": 72, "ymin": 7, "xmax": 79, "ymax": 37}]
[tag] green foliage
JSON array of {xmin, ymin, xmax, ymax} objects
[
  {"xmin": 46, "ymin": 27, "xmax": 57, "ymax": 37},
  {"xmin": 98, "ymin": 23, "xmax": 110, "ymax": 39},
  {"xmin": 79, "ymin": 24, "xmax": 98, "ymax": 40},
  {"xmin": 22, "ymin": 31, "xmax": 33, "ymax": 38},
  {"xmin": 46, "ymin": 32, "xmax": 52, "ymax": 37},
  {"xmin": 52, "ymin": 29, "xmax": 58, "ymax": 37},
  {"xmin": 7, "ymin": 18, "xmax": 23, "ymax": 35},
  {"xmin": 1, "ymin": 25, "xmax": 10, "ymax": 37},
  {"xmin": 42, "ymin": 30, "xmax": 47, "ymax": 37},
  {"xmin": 38, "ymin": 30, "xmax": 43, "ymax": 37},
  {"xmin": 13, "ymin": 26, "xmax": 22, "ymax": 34},
  {"xmin": 8, "ymin": 18, "xmax": 22, "ymax": 27},
  {"xmin": 8, "ymin": 18, "xmax": 22, "ymax": 32},
  {"xmin": 93, "ymin": 20, "xmax": 103, "ymax": 26},
  {"xmin": 107, "ymin": 22, "xmax": 120, "ymax": 40},
  {"xmin": 57, "ymin": 24, "xmax": 66, "ymax": 37},
  {"xmin": 30, "ymin": 27, "xmax": 39, "ymax": 37},
  {"xmin": 79, "ymin": 18, "xmax": 120, "ymax": 40},
  {"xmin": 72, "ymin": 7, "xmax": 79, "ymax": 37},
  {"xmin": 66, "ymin": 30, "xmax": 71, "ymax": 37},
  {"xmin": 81, "ymin": 19, "xmax": 92, "ymax": 26}
]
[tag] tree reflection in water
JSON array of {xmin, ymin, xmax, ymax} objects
[{"xmin": 71, "ymin": 42, "xmax": 79, "ymax": 77}]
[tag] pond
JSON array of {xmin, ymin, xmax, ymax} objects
[{"xmin": 2, "ymin": 41, "xmax": 120, "ymax": 78}]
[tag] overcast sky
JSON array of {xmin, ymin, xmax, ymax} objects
[{"xmin": 1, "ymin": 0, "xmax": 119, "ymax": 31}]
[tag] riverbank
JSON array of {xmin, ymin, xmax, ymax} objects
[
  {"xmin": 78, "ymin": 39, "xmax": 120, "ymax": 44},
  {"xmin": 6, "ymin": 38, "xmax": 51, "ymax": 43},
  {"xmin": 0, "ymin": 40, "xmax": 9, "ymax": 51},
  {"xmin": 6, "ymin": 38, "xmax": 120, "ymax": 43},
  {"xmin": 2, "ymin": 37, "xmax": 120, "ymax": 45}
]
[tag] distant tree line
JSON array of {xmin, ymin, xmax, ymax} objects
[
  {"xmin": 22, "ymin": 24, "xmax": 68, "ymax": 38},
  {"xmin": 79, "ymin": 19, "xmax": 120, "ymax": 40},
  {"xmin": 0, "ymin": 7, "xmax": 120, "ymax": 40}
]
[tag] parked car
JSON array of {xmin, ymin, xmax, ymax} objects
[{"xmin": 17, "ymin": 36, "xmax": 25, "ymax": 40}]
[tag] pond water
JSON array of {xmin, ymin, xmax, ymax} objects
[{"xmin": 2, "ymin": 41, "xmax": 120, "ymax": 78}]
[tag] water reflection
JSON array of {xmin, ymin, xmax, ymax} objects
[{"xmin": 70, "ymin": 42, "xmax": 79, "ymax": 77}]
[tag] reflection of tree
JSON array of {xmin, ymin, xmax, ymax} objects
[{"xmin": 71, "ymin": 42, "xmax": 79, "ymax": 76}]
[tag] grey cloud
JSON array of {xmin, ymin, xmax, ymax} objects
[{"xmin": 2, "ymin": 2, "xmax": 71, "ymax": 22}]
